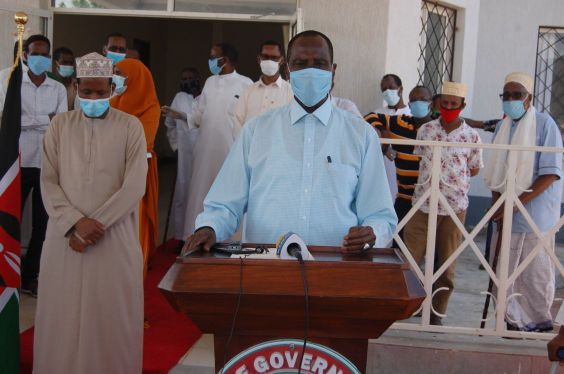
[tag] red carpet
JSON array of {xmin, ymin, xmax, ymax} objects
[{"xmin": 20, "ymin": 240, "xmax": 202, "ymax": 373}]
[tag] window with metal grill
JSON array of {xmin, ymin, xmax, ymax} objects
[
  {"xmin": 417, "ymin": 1, "xmax": 457, "ymax": 95},
  {"xmin": 535, "ymin": 27, "xmax": 564, "ymax": 130}
]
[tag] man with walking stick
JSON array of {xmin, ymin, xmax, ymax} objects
[{"xmin": 483, "ymin": 72, "xmax": 562, "ymax": 332}]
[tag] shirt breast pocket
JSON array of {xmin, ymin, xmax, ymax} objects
[{"xmin": 322, "ymin": 163, "xmax": 358, "ymax": 199}]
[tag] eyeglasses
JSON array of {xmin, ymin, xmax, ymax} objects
[{"xmin": 499, "ymin": 91, "xmax": 528, "ymax": 101}]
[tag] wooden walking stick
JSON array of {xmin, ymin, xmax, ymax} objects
[{"xmin": 480, "ymin": 221, "xmax": 503, "ymax": 329}]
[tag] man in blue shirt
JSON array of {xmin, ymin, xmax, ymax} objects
[
  {"xmin": 183, "ymin": 30, "xmax": 396, "ymax": 253},
  {"xmin": 484, "ymin": 72, "xmax": 563, "ymax": 332}
]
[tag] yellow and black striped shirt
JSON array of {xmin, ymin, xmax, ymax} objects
[{"xmin": 364, "ymin": 112, "xmax": 421, "ymax": 202}]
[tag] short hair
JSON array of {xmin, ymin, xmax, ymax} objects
[
  {"xmin": 53, "ymin": 46, "xmax": 74, "ymax": 62},
  {"xmin": 411, "ymin": 85, "xmax": 432, "ymax": 96},
  {"xmin": 287, "ymin": 30, "xmax": 334, "ymax": 63},
  {"xmin": 259, "ymin": 40, "xmax": 285, "ymax": 58},
  {"xmin": 382, "ymin": 74, "xmax": 402, "ymax": 87},
  {"xmin": 105, "ymin": 32, "xmax": 126, "ymax": 46},
  {"xmin": 432, "ymin": 94, "xmax": 441, "ymax": 101},
  {"xmin": 24, "ymin": 34, "xmax": 50, "ymax": 53},
  {"xmin": 216, "ymin": 43, "xmax": 239, "ymax": 64},
  {"xmin": 181, "ymin": 67, "xmax": 200, "ymax": 77}
]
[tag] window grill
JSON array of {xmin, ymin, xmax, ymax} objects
[
  {"xmin": 535, "ymin": 27, "xmax": 564, "ymax": 130},
  {"xmin": 417, "ymin": 1, "xmax": 457, "ymax": 95}
]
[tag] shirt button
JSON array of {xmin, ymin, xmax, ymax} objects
[
  {"xmin": 308, "ymin": 138, "xmax": 312, "ymax": 143},
  {"xmin": 304, "ymin": 189, "xmax": 308, "ymax": 193},
  {"xmin": 302, "ymin": 216, "xmax": 307, "ymax": 220},
  {"xmin": 307, "ymin": 163, "xmax": 311, "ymax": 167}
]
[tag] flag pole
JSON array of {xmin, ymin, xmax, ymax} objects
[{"xmin": 13, "ymin": 12, "xmax": 27, "ymax": 69}]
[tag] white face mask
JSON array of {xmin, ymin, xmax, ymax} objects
[
  {"xmin": 260, "ymin": 60, "xmax": 280, "ymax": 77},
  {"xmin": 382, "ymin": 89, "xmax": 401, "ymax": 107}
]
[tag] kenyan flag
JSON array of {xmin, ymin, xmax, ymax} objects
[{"xmin": 0, "ymin": 54, "xmax": 23, "ymax": 374}]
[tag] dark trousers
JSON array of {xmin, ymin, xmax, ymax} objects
[
  {"xmin": 393, "ymin": 198, "xmax": 413, "ymax": 247},
  {"xmin": 21, "ymin": 167, "xmax": 48, "ymax": 283}
]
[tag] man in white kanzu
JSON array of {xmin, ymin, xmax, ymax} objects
[
  {"xmin": 485, "ymin": 72, "xmax": 563, "ymax": 332},
  {"xmin": 182, "ymin": 43, "xmax": 252, "ymax": 237},
  {"xmin": 161, "ymin": 67, "xmax": 202, "ymax": 246},
  {"xmin": 34, "ymin": 52, "xmax": 147, "ymax": 374}
]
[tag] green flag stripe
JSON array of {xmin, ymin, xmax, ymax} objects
[{"xmin": 0, "ymin": 290, "xmax": 20, "ymax": 374}]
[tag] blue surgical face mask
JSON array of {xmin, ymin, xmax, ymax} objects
[
  {"xmin": 79, "ymin": 96, "xmax": 111, "ymax": 118},
  {"xmin": 57, "ymin": 65, "xmax": 74, "ymax": 78},
  {"xmin": 502, "ymin": 99, "xmax": 527, "ymax": 120},
  {"xmin": 112, "ymin": 74, "xmax": 127, "ymax": 95},
  {"xmin": 208, "ymin": 57, "xmax": 225, "ymax": 75},
  {"xmin": 409, "ymin": 100, "xmax": 430, "ymax": 118},
  {"xmin": 382, "ymin": 89, "xmax": 401, "ymax": 107},
  {"xmin": 27, "ymin": 55, "xmax": 52, "ymax": 76},
  {"xmin": 106, "ymin": 50, "xmax": 126, "ymax": 65},
  {"xmin": 290, "ymin": 67, "xmax": 333, "ymax": 107}
]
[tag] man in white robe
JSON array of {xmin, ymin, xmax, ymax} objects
[
  {"xmin": 34, "ymin": 52, "xmax": 147, "ymax": 374},
  {"xmin": 485, "ymin": 72, "xmax": 563, "ymax": 332},
  {"xmin": 162, "ymin": 67, "xmax": 201, "ymax": 244},
  {"xmin": 182, "ymin": 43, "xmax": 252, "ymax": 237}
]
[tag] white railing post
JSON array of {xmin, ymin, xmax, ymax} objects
[
  {"xmin": 422, "ymin": 145, "xmax": 442, "ymax": 325},
  {"xmin": 380, "ymin": 137, "xmax": 563, "ymax": 340},
  {"xmin": 494, "ymin": 150, "xmax": 517, "ymax": 332}
]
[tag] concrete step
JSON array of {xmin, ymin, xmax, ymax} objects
[
  {"xmin": 368, "ymin": 330, "xmax": 555, "ymax": 374},
  {"xmin": 171, "ymin": 332, "xmax": 557, "ymax": 374}
]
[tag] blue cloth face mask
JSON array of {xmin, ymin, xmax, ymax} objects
[
  {"xmin": 27, "ymin": 55, "xmax": 52, "ymax": 76},
  {"xmin": 382, "ymin": 89, "xmax": 401, "ymax": 107},
  {"xmin": 208, "ymin": 57, "xmax": 225, "ymax": 75},
  {"xmin": 290, "ymin": 67, "xmax": 333, "ymax": 107},
  {"xmin": 79, "ymin": 96, "xmax": 111, "ymax": 118},
  {"xmin": 409, "ymin": 100, "xmax": 430, "ymax": 118},
  {"xmin": 112, "ymin": 74, "xmax": 127, "ymax": 95},
  {"xmin": 502, "ymin": 99, "xmax": 527, "ymax": 120},
  {"xmin": 57, "ymin": 65, "xmax": 74, "ymax": 78},
  {"xmin": 106, "ymin": 51, "xmax": 126, "ymax": 65}
]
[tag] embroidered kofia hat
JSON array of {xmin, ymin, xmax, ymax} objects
[{"xmin": 76, "ymin": 52, "xmax": 113, "ymax": 78}]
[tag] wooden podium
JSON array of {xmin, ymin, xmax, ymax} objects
[{"xmin": 159, "ymin": 246, "xmax": 425, "ymax": 372}]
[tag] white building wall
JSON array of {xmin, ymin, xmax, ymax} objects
[{"xmin": 300, "ymin": 0, "xmax": 390, "ymax": 115}]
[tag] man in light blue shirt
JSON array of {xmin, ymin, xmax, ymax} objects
[
  {"xmin": 184, "ymin": 30, "xmax": 396, "ymax": 253},
  {"xmin": 487, "ymin": 72, "xmax": 563, "ymax": 332}
]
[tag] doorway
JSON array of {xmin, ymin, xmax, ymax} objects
[{"xmin": 53, "ymin": 13, "xmax": 287, "ymax": 156}]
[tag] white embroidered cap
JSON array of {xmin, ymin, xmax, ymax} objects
[
  {"xmin": 76, "ymin": 52, "xmax": 113, "ymax": 78},
  {"xmin": 441, "ymin": 81, "xmax": 468, "ymax": 98}
]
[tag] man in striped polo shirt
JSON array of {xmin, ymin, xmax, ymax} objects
[{"xmin": 364, "ymin": 85, "xmax": 433, "ymax": 240}]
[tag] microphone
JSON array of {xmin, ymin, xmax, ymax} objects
[
  {"xmin": 287, "ymin": 242, "xmax": 302, "ymax": 259},
  {"xmin": 276, "ymin": 232, "xmax": 314, "ymax": 261}
]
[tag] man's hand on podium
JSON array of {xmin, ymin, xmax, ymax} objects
[
  {"xmin": 183, "ymin": 227, "xmax": 216, "ymax": 253},
  {"xmin": 341, "ymin": 226, "xmax": 376, "ymax": 253}
]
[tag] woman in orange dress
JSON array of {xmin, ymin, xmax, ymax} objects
[{"xmin": 111, "ymin": 58, "xmax": 160, "ymax": 278}]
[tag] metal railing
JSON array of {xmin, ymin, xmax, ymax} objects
[{"xmin": 380, "ymin": 137, "xmax": 564, "ymax": 340}]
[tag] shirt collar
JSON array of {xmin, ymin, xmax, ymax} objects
[
  {"xmin": 23, "ymin": 71, "xmax": 54, "ymax": 86},
  {"xmin": 290, "ymin": 96, "xmax": 332, "ymax": 126},
  {"xmin": 258, "ymin": 75, "xmax": 283, "ymax": 87}
]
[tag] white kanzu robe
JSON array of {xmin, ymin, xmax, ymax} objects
[
  {"xmin": 182, "ymin": 71, "xmax": 252, "ymax": 237},
  {"xmin": 35, "ymin": 108, "xmax": 148, "ymax": 374},
  {"xmin": 164, "ymin": 92, "xmax": 199, "ymax": 240}
]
